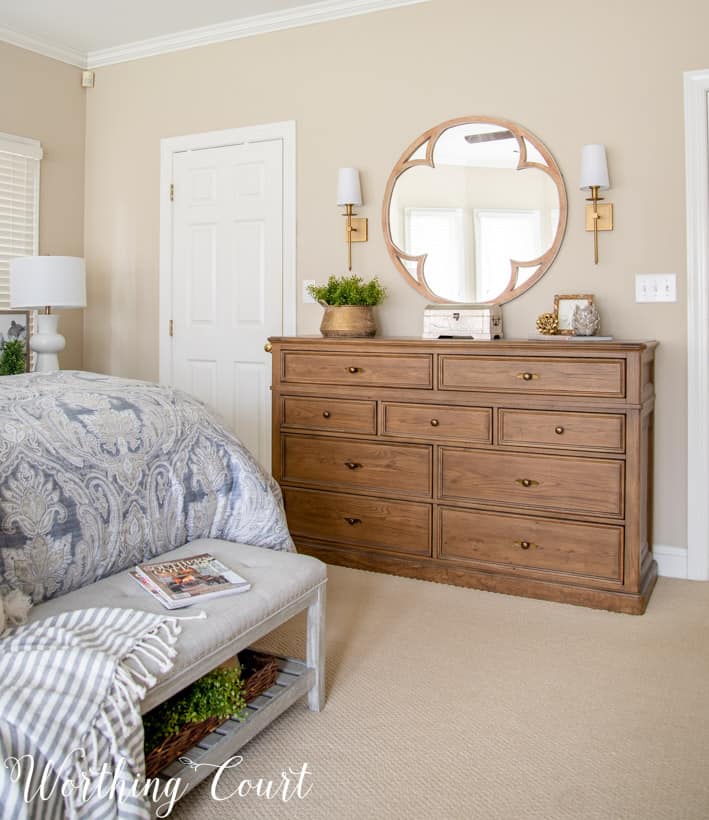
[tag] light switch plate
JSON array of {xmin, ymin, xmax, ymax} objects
[
  {"xmin": 303, "ymin": 279, "xmax": 316, "ymax": 304},
  {"xmin": 635, "ymin": 273, "xmax": 677, "ymax": 303}
]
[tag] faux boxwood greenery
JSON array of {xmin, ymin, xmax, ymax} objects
[
  {"xmin": 143, "ymin": 666, "xmax": 247, "ymax": 751},
  {"xmin": 0, "ymin": 339, "xmax": 26, "ymax": 376},
  {"xmin": 307, "ymin": 275, "xmax": 386, "ymax": 306}
]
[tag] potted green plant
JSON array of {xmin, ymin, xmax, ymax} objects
[
  {"xmin": 0, "ymin": 339, "xmax": 26, "ymax": 376},
  {"xmin": 143, "ymin": 665, "xmax": 247, "ymax": 776},
  {"xmin": 307, "ymin": 275, "xmax": 386, "ymax": 338}
]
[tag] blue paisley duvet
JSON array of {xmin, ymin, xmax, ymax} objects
[{"xmin": 0, "ymin": 371, "xmax": 294, "ymax": 603}]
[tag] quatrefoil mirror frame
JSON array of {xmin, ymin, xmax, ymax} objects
[{"xmin": 382, "ymin": 115, "xmax": 568, "ymax": 305}]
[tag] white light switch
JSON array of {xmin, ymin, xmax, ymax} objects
[
  {"xmin": 635, "ymin": 273, "xmax": 677, "ymax": 303},
  {"xmin": 303, "ymin": 279, "xmax": 317, "ymax": 304}
]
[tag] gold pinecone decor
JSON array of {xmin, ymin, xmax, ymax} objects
[{"xmin": 536, "ymin": 312, "xmax": 559, "ymax": 335}]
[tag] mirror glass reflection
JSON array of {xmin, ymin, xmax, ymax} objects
[{"xmin": 386, "ymin": 121, "xmax": 565, "ymax": 304}]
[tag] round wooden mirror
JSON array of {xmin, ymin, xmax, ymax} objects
[{"xmin": 382, "ymin": 116, "xmax": 567, "ymax": 305}]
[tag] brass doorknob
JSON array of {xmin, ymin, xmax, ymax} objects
[{"xmin": 264, "ymin": 341, "xmax": 273, "ymax": 353}]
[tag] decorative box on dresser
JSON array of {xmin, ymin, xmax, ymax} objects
[{"xmin": 269, "ymin": 337, "xmax": 658, "ymax": 614}]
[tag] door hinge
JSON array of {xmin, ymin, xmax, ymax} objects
[
  {"xmin": 169, "ymin": 319, "xmax": 174, "ymax": 337},
  {"xmin": 169, "ymin": 183, "xmax": 174, "ymax": 202}
]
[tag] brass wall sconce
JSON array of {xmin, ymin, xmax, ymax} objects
[
  {"xmin": 580, "ymin": 144, "xmax": 613, "ymax": 264},
  {"xmin": 337, "ymin": 167, "xmax": 368, "ymax": 271}
]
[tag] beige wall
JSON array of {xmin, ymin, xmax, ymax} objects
[
  {"xmin": 82, "ymin": 0, "xmax": 708, "ymax": 551},
  {"xmin": 0, "ymin": 41, "xmax": 85, "ymax": 368}
]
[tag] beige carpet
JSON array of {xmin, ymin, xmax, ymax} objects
[{"xmin": 171, "ymin": 567, "xmax": 709, "ymax": 820}]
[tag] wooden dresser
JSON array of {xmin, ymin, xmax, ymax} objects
[{"xmin": 269, "ymin": 337, "xmax": 657, "ymax": 614}]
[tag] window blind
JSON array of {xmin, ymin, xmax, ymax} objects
[{"xmin": 0, "ymin": 134, "xmax": 42, "ymax": 309}]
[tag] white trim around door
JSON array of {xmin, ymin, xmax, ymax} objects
[
  {"xmin": 684, "ymin": 70, "xmax": 709, "ymax": 580},
  {"xmin": 158, "ymin": 120, "xmax": 296, "ymax": 388}
]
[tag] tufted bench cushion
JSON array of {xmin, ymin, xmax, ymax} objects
[{"xmin": 27, "ymin": 538, "xmax": 327, "ymax": 712}]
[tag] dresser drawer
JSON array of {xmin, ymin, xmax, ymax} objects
[
  {"xmin": 282, "ymin": 434, "xmax": 432, "ymax": 495},
  {"xmin": 439, "ymin": 507, "xmax": 622, "ymax": 581},
  {"xmin": 284, "ymin": 488, "xmax": 431, "ymax": 556},
  {"xmin": 282, "ymin": 352, "xmax": 432, "ymax": 388},
  {"xmin": 440, "ymin": 447, "xmax": 624, "ymax": 517},
  {"xmin": 282, "ymin": 396, "xmax": 377, "ymax": 434},
  {"xmin": 382, "ymin": 402, "xmax": 492, "ymax": 443},
  {"xmin": 439, "ymin": 355, "xmax": 626, "ymax": 398},
  {"xmin": 498, "ymin": 409, "xmax": 625, "ymax": 453}
]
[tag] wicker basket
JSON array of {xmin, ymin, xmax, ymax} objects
[{"xmin": 144, "ymin": 651, "xmax": 279, "ymax": 778}]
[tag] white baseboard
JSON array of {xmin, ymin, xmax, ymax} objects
[{"xmin": 653, "ymin": 545, "xmax": 688, "ymax": 579}]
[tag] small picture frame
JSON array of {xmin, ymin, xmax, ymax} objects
[
  {"xmin": 0, "ymin": 310, "xmax": 31, "ymax": 373},
  {"xmin": 554, "ymin": 294, "xmax": 594, "ymax": 335}
]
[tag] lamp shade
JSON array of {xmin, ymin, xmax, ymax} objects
[
  {"xmin": 579, "ymin": 144, "xmax": 610, "ymax": 190},
  {"xmin": 10, "ymin": 256, "xmax": 86, "ymax": 309},
  {"xmin": 336, "ymin": 167, "xmax": 362, "ymax": 206}
]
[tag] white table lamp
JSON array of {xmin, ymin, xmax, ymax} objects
[{"xmin": 9, "ymin": 256, "xmax": 86, "ymax": 372}]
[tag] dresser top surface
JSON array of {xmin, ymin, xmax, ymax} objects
[{"xmin": 269, "ymin": 336, "xmax": 657, "ymax": 353}]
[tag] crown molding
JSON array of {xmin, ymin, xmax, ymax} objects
[
  {"xmin": 0, "ymin": 24, "xmax": 86, "ymax": 67},
  {"xmin": 0, "ymin": 0, "xmax": 429, "ymax": 71},
  {"xmin": 86, "ymin": 0, "xmax": 429, "ymax": 68}
]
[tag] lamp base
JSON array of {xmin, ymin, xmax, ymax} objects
[{"xmin": 30, "ymin": 313, "xmax": 66, "ymax": 372}]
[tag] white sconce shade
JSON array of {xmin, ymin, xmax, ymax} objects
[
  {"xmin": 10, "ymin": 256, "xmax": 86, "ymax": 309},
  {"xmin": 579, "ymin": 144, "xmax": 610, "ymax": 190},
  {"xmin": 336, "ymin": 167, "xmax": 362, "ymax": 206}
]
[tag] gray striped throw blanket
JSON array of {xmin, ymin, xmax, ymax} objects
[{"xmin": 0, "ymin": 607, "xmax": 183, "ymax": 819}]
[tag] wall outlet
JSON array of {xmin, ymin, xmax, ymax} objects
[
  {"xmin": 635, "ymin": 273, "xmax": 677, "ymax": 303},
  {"xmin": 303, "ymin": 279, "xmax": 316, "ymax": 304}
]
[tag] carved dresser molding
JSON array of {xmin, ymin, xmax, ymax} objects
[{"xmin": 269, "ymin": 337, "xmax": 657, "ymax": 614}]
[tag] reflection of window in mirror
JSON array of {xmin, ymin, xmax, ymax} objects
[
  {"xmin": 405, "ymin": 208, "xmax": 467, "ymax": 301},
  {"xmin": 474, "ymin": 210, "xmax": 541, "ymax": 302}
]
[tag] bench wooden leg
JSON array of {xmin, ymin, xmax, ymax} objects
[{"xmin": 306, "ymin": 582, "xmax": 326, "ymax": 711}]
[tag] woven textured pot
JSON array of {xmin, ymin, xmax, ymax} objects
[{"xmin": 319, "ymin": 305, "xmax": 376, "ymax": 338}]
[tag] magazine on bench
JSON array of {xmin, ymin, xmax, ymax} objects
[{"xmin": 130, "ymin": 553, "xmax": 251, "ymax": 609}]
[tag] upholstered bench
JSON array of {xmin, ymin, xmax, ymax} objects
[{"xmin": 26, "ymin": 539, "xmax": 327, "ymax": 791}]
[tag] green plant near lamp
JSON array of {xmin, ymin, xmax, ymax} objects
[
  {"xmin": 0, "ymin": 339, "xmax": 27, "ymax": 376},
  {"xmin": 307, "ymin": 275, "xmax": 386, "ymax": 337}
]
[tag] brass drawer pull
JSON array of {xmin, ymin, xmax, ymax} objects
[
  {"xmin": 515, "ymin": 540, "xmax": 538, "ymax": 550},
  {"xmin": 344, "ymin": 461, "xmax": 362, "ymax": 470},
  {"xmin": 322, "ymin": 410, "xmax": 331, "ymax": 418},
  {"xmin": 347, "ymin": 366, "xmax": 361, "ymax": 374},
  {"xmin": 516, "ymin": 478, "xmax": 539, "ymax": 488},
  {"xmin": 344, "ymin": 517, "xmax": 362, "ymax": 526},
  {"xmin": 555, "ymin": 425, "xmax": 564, "ymax": 435},
  {"xmin": 430, "ymin": 419, "xmax": 440, "ymax": 427},
  {"xmin": 517, "ymin": 372, "xmax": 539, "ymax": 381}
]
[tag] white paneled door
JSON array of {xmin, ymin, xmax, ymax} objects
[{"xmin": 169, "ymin": 138, "xmax": 283, "ymax": 471}]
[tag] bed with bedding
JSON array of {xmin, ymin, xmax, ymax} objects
[{"xmin": 0, "ymin": 370, "xmax": 294, "ymax": 604}]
